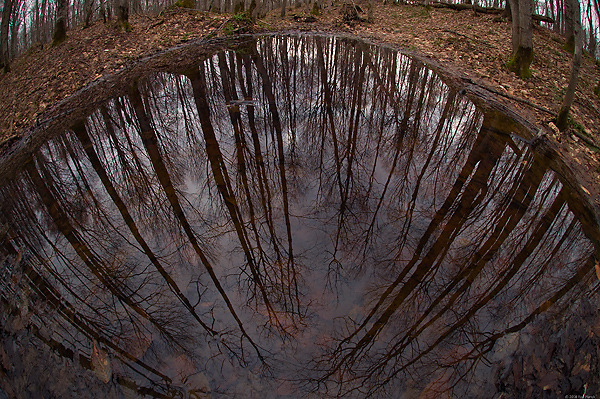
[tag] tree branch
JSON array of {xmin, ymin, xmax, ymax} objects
[
  {"xmin": 425, "ymin": 1, "xmax": 554, "ymax": 23},
  {"xmin": 462, "ymin": 77, "xmax": 557, "ymax": 116}
]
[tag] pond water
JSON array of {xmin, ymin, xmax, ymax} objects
[{"xmin": 1, "ymin": 35, "xmax": 599, "ymax": 398}]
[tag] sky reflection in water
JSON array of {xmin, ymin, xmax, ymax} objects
[{"xmin": 1, "ymin": 35, "xmax": 599, "ymax": 398}]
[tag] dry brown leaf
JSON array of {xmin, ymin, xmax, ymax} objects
[
  {"xmin": 572, "ymin": 353, "xmax": 591, "ymax": 375},
  {"xmin": 537, "ymin": 370, "xmax": 561, "ymax": 391},
  {"xmin": 581, "ymin": 185, "xmax": 591, "ymax": 195},
  {"xmin": 91, "ymin": 340, "xmax": 111, "ymax": 383}
]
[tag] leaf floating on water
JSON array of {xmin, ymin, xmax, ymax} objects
[
  {"xmin": 531, "ymin": 352, "xmax": 543, "ymax": 373},
  {"xmin": 537, "ymin": 370, "xmax": 561, "ymax": 391},
  {"xmin": 581, "ymin": 185, "xmax": 591, "ymax": 195},
  {"xmin": 91, "ymin": 340, "xmax": 112, "ymax": 383},
  {"xmin": 491, "ymin": 332, "xmax": 519, "ymax": 361},
  {"xmin": 572, "ymin": 353, "xmax": 591, "ymax": 375},
  {"xmin": 184, "ymin": 372, "xmax": 211, "ymax": 398}
]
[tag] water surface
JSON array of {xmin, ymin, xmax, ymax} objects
[{"xmin": 1, "ymin": 35, "xmax": 599, "ymax": 398}]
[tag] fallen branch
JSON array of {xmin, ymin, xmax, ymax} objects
[
  {"xmin": 425, "ymin": 1, "xmax": 554, "ymax": 23},
  {"xmin": 575, "ymin": 96, "xmax": 600, "ymax": 123},
  {"xmin": 465, "ymin": 78, "xmax": 600, "ymax": 150},
  {"xmin": 430, "ymin": 1, "xmax": 501, "ymax": 13},
  {"xmin": 145, "ymin": 18, "xmax": 165, "ymax": 32},
  {"xmin": 441, "ymin": 29, "xmax": 498, "ymax": 48},
  {"xmin": 462, "ymin": 77, "xmax": 557, "ymax": 116},
  {"xmin": 570, "ymin": 128, "xmax": 600, "ymax": 151}
]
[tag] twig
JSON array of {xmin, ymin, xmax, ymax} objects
[
  {"xmin": 566, "ymin": 119, "xmax": 600, "ymax": 151},
  {"xmin": 145, "ymin": 18, "xmax": 165, "ymax": 32},
  {"xmin": 463, "ymin": 77, "xmax": 558, "ymax": 116},
  {"xmin": 441, "ymin": 29, "xmax": 497, "ymax": 48},
  {"xmin": 214, "ymin": 17, "xmax": 233, "ymax": 33},
  {"xmin": 467, "ymin": 78, "xmax": 600, "ymax": 149},
  {"xmin": 575, "ymin": 96, "xmax": 600, "ymax": 120},
  {"xmin": 425, "ymin": 1, "xmax": 554, "ymax": 23}
]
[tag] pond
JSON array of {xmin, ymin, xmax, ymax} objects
[{"xmin": 1, "ymin": 34, "xmax": 599, "ymax": 398}]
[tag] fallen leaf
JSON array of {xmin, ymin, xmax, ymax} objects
[
  {"xmin": 91, "ymin": 340, "xmax": 112, "ymax": 383},
  {"xmin": 572, "ymin": 353, "xmax": 591, "ymax": 375},
  {"xmin": 537, "ymin": 370, "xmax": 561, "ymax": 391},
  {"xmin": 581, "ymin": 185, "xmax": 591, "ymax": 195},
  {"xmin": 532, "ymin": 352, "xmax": 543, "ymax": 373}
]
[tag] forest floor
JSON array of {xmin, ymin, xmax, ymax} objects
[{"xmin": 1, "ymin": 2, "xmax": 600, "ymax": 204}]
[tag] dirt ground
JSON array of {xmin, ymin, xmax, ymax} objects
[{"xmin": 0, "ymin": 2, "xmax": 599, "ymax": 210}]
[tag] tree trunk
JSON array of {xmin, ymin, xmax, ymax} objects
[
  {"xmin": 52, "ymin": 0, "xmax": 68, "ymax": 45},
  {"xmin": 83, "ymin": 0, "xmax": 95, "ymax": 28},
  {"xmin": 548, "ymin": 0, "xmax": 556, "ymax": 29},
  {"xmin": 233, "ymin": 0, "xmax": 244, "ymax": 13},
  {"xmin": 553, "ymin": 0, "xmax": 562, "ymax": 33},
  {"xmin": 563, "ymin": 0, "xmax": 575, "ymax": 52},
  {"xmin": 248, "ymin": 0, "xmax": 257, "ymax": 19},
  {"xmin": 502, "ymin": 0, "xmax": 511, "ymax": 19},
  {"xmin": 1, "ymin": 0, "xmax": 14, "ymax": 72},
  {"xmin": 33, "ymin": 0, "xmax": 39, "ymax": 42},
  {"xmin": 593, "ymin": 0, "xmax": 600, "ymax": 42},
  {"xmin": 117, "ymin": 0, "xmax": 131, "ymax": 31},
  {"xmin": 589, "ymin": 24, "xmax": 597, "ymax": 58},
  {"xmin": 39, "ymin": 0, "xmax": 49, "ymax": 42},
  {"xmin": 100, "ymin": 0, "xmax": 107, "ymax": 23},
  {"xmin": 556, "ymin": 0, "xmax": 582, "ymax": 131},
  {"xmin": 10, "ymin": 1, "xmax": 21, "ymax": 58},
  {"xmin": 586, "ymin": 0, "xmax": 596, "ymax": 57},
  {"xmin": 506, "ymin": 0, "xmax": 534, "ymax": 79}
]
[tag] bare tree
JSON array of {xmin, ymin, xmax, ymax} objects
[
  {"xmin": 586, "ymin": 0, "xmax": 597, "ymax": 57},
  {"xmin": 129, "ymin": 79, "xmax": 265, "ymax": 362},
  {"xmin": 52, "ymin": 0, "xmax": 68, "ymax": 45},
  {"xmin": 563, "ymin": 0, "xmax": 575, "ymax": 52},
  {"xmin": 0, "ymin": 0, "xmax": 15, "ymax": 71},
  {"xmin": 556, "ymin": 0, "xmax": 582, "ymax": 130},
  {"xmin": 9, "ymin": 0, "xmax": 23, "ymax": 58},
  {"xmin": 506, "ymin": 0, "xmax": 534, "ymax": 78},
  {"xmin": 117, "ymin": 0, "xmax": 131, "ymax": 31},
  {"xmin": 83, "ymin": 0, "xmax": 95, "ymax": 27}
]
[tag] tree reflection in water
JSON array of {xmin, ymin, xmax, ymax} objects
[{"xmin": 0, "ymin": 35, "xmax": 599, "ymax": 398}]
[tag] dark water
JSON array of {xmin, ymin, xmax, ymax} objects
[{"xmin": 1, "ymin": 35, "xmax": 599, "ymax": 398}]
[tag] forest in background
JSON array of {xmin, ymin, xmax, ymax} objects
[
  {"xmin": 1, "ymin": 0, "xmax": 600, "ymax": 189},
  {"xmin": 0, "ymin": 0, "xmax": 599, "ymax": 69}
]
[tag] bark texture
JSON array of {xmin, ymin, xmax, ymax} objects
[
  {"xmin": 506, "ymin": 0, "xmax": 534, "ymax": 78},
  {"xmin": 52, "ymin": 0, "xmax": 68, "ymax": 45},
  {"xmin": 0, "ymin": 0, "xmax": 14, "ymax": 72},
  {"xmin": 117, "ymin": 0, "xmax": 131, "ymax": 31},
  {"xmin": 557, "ymin": 0, "xmax": 582, "ymax": 131},
  {"xmin": 563, "ymin": 0, "xmax": 575, "ymax": 53},
  {"xmin": 0, "ymin": 0, "xmax": 13, "ymax": 72}
]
